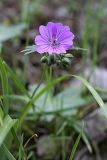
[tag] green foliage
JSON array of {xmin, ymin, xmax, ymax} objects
[
  {"xmin": 27, "ymin": 84, "xmax": 92, "ymax": 121},
  {"xmin": 22, "ymin": 45, "xmax": 36, "ymax": 55},
  {"xmin": 0, "ymin": 55, "xmax": 106, "ymax": 159},
  {"xmin": 21, "ymin": 0, "xmax": 44, "ymax": 24},
  {"xmin": 0, "ymin": 58, "xmax": 9, "ymax": 114},
  {"xmin": 1, "ymin": 144, "xmax": 16, "ymax": 160},
  {"xmin": 1, "ymin": 57, "xmax": 105, "ymax": 159},
  {"xmin": 0, "ymin": 115, "xmax": 17, "ymax": 147},
  {"xmin": 69, "ymin": 128, "xmax": 83, "ymax": 160},
  {"xmin": 19, "ymin": 74, "xmax": 106, "ymax": 126},
  {"xmin": 0, "ymin": 0, "xmax": 106, "ymax": 159},
  {"xmin": 0, "ymin": 23, "xmax": 27, "ymax": 42}
]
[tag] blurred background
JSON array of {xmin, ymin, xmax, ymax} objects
[{"xmin": 0, "ymin": 0, "xmax": 107, "ymax": 159}]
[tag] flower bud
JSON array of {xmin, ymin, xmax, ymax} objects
[
  {"xmin": 41, "ymin": 56, "xmax": 48, "ymax": 63},
  {"xmin": 62, "ymin": 57, "xmax": 71, "ymax": 65},
  {"xmin": 65, "ymin": 53, "xmax": 73, "ymax": 58}
]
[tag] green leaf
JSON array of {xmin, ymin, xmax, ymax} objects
[
  {"xmin": 5, "ymin": 63, "xmax": 30, "ymax": 98},
  {"xmin": 1, "ymin": 144, "xmax": 16, "ymax": 160},
  {"xmin": 0, "ymin": 107, "xmax": 4, "ymax": 126},
  {"xmin": 0, "ymin": 115, "xmax": 17, "ymax": 146},
  {"xmin": 74, "ymin": 75, "xmax": 107, "ymax": 118},
  {"xmin": 18, "ymin": 74, "xmax": 106, "ymax": 127},
  {"xmin": 0, "ymin": 23, "xmax": 27, "ymax": 42},
  {"xmin": 21, "ymin": 45, "xmax": 36, "ymax": 55},
  {"xmin": 27, "ymin": 84, "xmax": 92, "ymax": 121},
  {"xmin": 11, "ymin": 128, "xmax": 26, "ymax": 160},
  {"xmin": 18, "ymin": 135, "xmax": 27, "ymax": 160},
  {"xmin": 71, "ymin": 47, "xmax": 88, "ymax": 52},
  {"xmin": 69, "ymin": 127, "xmax": 83, "ymax": 160},
  {"xmin": 73, "ymin": 122, "xmax": 92, "ymax": 153},
  {"xmin": 0, "ymin": 58, "xmax": 9, "ymax": 114}
]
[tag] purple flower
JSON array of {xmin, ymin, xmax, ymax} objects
[{"xmin": 35, "ymin": 22, "xmax": 75, "ymax": 54}]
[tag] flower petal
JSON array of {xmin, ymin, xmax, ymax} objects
[
  {"xmin": 47, "ymin": 22, "xmax": 64, "ymax": 39},
  {"xmin": 50, "ymin": 46, "xmax": 66, "ymax": 54},
  {"xmin": 57, "ymin": 26, "xmax": 74, "ymax": 41},
  {"xmin": 39, "ymin": 25, "xmax": 49, "ymax": 40},
  {"xmin": 47, "ymin": 22, "xmax": 56, "ymax": 39},
  {"xmin": 61, "ymin": 38, "xmax": 74, "ymax": 45},
  {"xmin": 59, "ymin": 32, "xmax": 74, "ymax": 42},
  {"xmin": 35, "ymin": 35, "xmax": 47, "ymax": 45},
  {"xmin": 63, "ymin": 44, "xmax": 73, "ymax": 50},
  {"xmin": 47, "ymin": 46, "xmax": 54, "ymax": 54},
  {"xmin": 56, "ymin": 46, "xmax": 66, "ymax": 54},
  {"xmin": 37, "ymin": 45, "xmax": 49, "ymax": 54}
]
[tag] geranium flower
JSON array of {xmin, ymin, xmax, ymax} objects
[{"xmin": 35, "ymin": 22, "xmax": 75, "ymax": 54}]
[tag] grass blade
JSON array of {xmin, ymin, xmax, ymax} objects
[
  {"xmin": 71, "ymin": 47, "xmax": 88, "ymax": 52},
  {"xmin": 74, "ymin": 75, "xmax": 107, "ymax": 118},
  {"xmin": 11, "ymin": 128, "xmax": 26, "ymax": 159},
  {"xmin": 0, "ymin": 58, "xmax": 9, "ymax": 114},
  {"xmin": 18, "ymin": 74, "xmax": 106, "ymax": 127},
  {"xmin": 0, "ymin": 107, "xmax": 4, "ymax": 126},
  {"xmin": 69, "ymin": 129, "xmax": 83, "ymax": 160},
  {"xmin": 1, "ymin": 144, "xmax": 16, "ymax": 160},
  {"xmin": 5, "ymin": 63, "xmax": 30, "ymax": 98},
  {"xmin": 0, "ymin": 115, "xmax": 17, "ymax": 146}
]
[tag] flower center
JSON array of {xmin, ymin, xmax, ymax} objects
[{"xmin": 49, "ymin": 38, "xmax": 59, "ymax": 47}]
